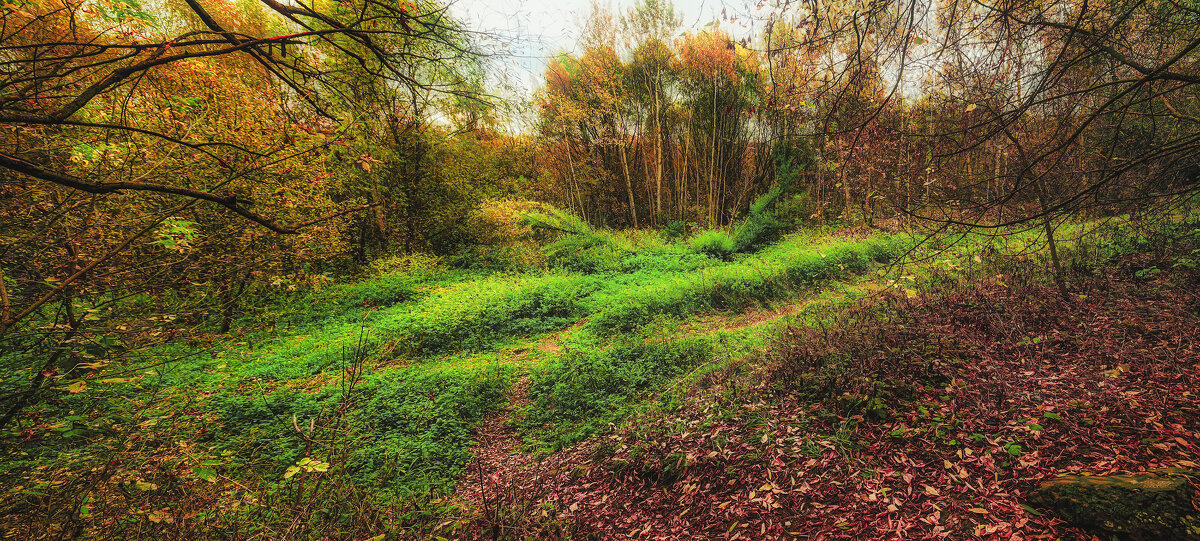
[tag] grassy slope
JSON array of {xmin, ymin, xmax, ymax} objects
[
  {"xmin": 438, "ymin": 214, "xmax": 1200, "ymax": 540},
  {"xmin": 197, "ymin": 229, "xmax": 908, "ymax": 484},
  {"xmin": 6, "ymin": 216, "xmax": 1153, "ymax": 538}
]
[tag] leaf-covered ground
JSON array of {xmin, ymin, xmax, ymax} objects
[{"xmin": 452, "ymin": 264, "xmax": 1200, "ymax": 539}]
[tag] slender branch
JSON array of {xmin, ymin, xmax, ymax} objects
[
  {"xmin": 0, "ymin": 152, "xmax": 297, "ymax": 233},
  {"xmin": 0, "ymin": 153, "xmax": 376, "ymax": 235},
  {"xmin": 0, "ymin": 265, "xmax": 9, "ymax": 325}
]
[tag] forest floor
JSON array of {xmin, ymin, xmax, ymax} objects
[
  {"xmin": 451, "ymin": 260, "xmax": 1200, "ymax": 540},
  {"xmin": 6, "ymin": 219, "xmax": 1199, "ymax": 540}
]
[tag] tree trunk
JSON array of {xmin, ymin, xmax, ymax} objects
[
  {"xmin": 618, "ymin": 131, "xmax": 639, "ymax": 228},
  {"xmin": 654, "ymin": 85, "xmax": 663, "ymax": 222},
  {"xmin": 1034, "ymin": 181, "xmax": 1069, "ymax": 300}
]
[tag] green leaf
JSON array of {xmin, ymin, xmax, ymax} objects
[
  {"xmin": 96, "ymin": 378, "xmax": 136, "ymax": 384},
  {"xmin": 1020, "ymin": 504, "xmax": 1044, "ymax": 516},
  {"xmin": 194, "ymin": 468, "xmax": 217, "ymax": 482}
]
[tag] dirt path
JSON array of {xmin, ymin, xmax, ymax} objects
[
  {"xmin": 534, "ymin": 318, "xmax": 589, "ymax": 355},
  {"xmin": 451, "ymin": 283, "xmax": 888, "ymax": 533},
  {"xmin": 455, "ymin": 375, "xmax": 540, "ymax": 510}
]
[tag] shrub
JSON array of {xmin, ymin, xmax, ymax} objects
[
  {"xmin": 235, "ymin": 272, "xmax": 600, "ymax": 380},
  {"xmin": 662, "ymin": 220, "xmax": 692, "ymax": 240},
  {"xmin": 448, "ymin": 199, "xmax": 553, "ymax": 271},
  {"xmin": 688, "ymin": 229, "xmax": 736, "ymax": 260},
  {"xmin": 366, "ymin": 252, "xmax": 444, "ymax": 277},
  {"xmin": 519, "ymin": 206, "xmax": 635, "ymax": 273},
  {"xmin": 619, "ymin": 251, "xmax": 715, "ymax": 274},
  {"xmin": 590, "ymin": 235, "xmax": 906, "ymax": 332},
  {"xmin": 519, "ymin": 205, "xmax": 592, "ymax": 236},
  {"xmin": 731, "ymin": 157, "xmax": 799, "ymax": 252},
  {"xmin": 543, "ymin": 233, "xmax": 625, "ymax": 273}
]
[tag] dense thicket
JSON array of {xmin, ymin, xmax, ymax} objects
[
  {"xmin": 1, "ymin": 0, "xmax": 1199, "ymax": 536},
  {"xmin": 0, "ymin": 0, "xmax": 547, "ymax": 411},
  {"xmin": 535, "ymin": 0, "xmax": 1200, "ymax": 231}
]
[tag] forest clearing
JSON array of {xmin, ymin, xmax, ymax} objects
[{"xmin": 2, "ymin": 0, "xmax": 1199, "ymax": 538}]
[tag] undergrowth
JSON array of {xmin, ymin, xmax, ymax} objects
[{"xmin": 11, "ymin": 205, "xmax": 1190, "ymax": 538}]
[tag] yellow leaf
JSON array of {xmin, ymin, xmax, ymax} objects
[{"xmin": 969, "ymin": 507, "xmax": 989, "ymax": 514}]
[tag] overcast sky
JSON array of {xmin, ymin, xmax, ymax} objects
[{"xmin": 447, "ymin": 0, "xmax": 763, "ymax": 97}]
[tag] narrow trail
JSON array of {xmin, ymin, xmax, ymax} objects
[
  {"xmin": 452, "ymin": 280, "xmax": 889, "ymax": 529},
  {"xmin": 453, "ymin": 292, "xmax": 838, "ymax": 502},
  {"xmin": 690, "ymin": 280, "xmax": 886, "ymax": 337},
  {"xmin": 455, "ymin": 375, "xmax": 541, "ymax": 512},
  {"xmin": 535, "ymin": 318, "xmax": 589, "ymax": 355}
]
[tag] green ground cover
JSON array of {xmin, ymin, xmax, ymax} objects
[{"xmin": 8, "ymin": 208, "xmax": 1168, "ymax": 538}]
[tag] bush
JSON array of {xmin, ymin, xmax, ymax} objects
[
  {"xmin": 544, "ymin": 233, "xmax": 625, "ymax": 273},
  {"xmin": 366, "ymin": 252, "xmax": 444, "ymax": 277},
  {"xmin": 730, "ymin": 157, "xmax": 799, "ymax": 252},
  {"xmin": 234, "ymin": 272, "xmax": 600, "ymax": 380},
  {"xmin": 662, "ymin": 220, "xmax": 692, "ymax": 240},
  {"xmin": 519, "ymin": 205, "xmax": 592, "ymax": 236},
  {"xmin": 448, "ymin": 199, "xmax": 552, "ymax": 271},
  {"xmin": 688, "ymin": 229, "xmax": 736, "ymax": 260},
  {"xmin": 589, "ymin": 235, "xmax": 906, "ymax": 333},
  {"xmin": 619, "ymin": 251, "xmax": 715, "ymax": 274},
  {"xmin": 519, "ymin": 206, "xmax": 636, "ymax": 273}
]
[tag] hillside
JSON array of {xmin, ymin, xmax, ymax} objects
[{"xmin": 5, "ymin": 214, "xmax": 1198, "ymax": 539}]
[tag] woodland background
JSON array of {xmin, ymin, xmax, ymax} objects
[{"xmin": 1, "ymin": 0, "xmax": 1199, "ymax": 537}]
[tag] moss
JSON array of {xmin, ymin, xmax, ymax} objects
[{"xmin": 1028, "ymin": 468, "xmax": 1200, "ymax": 540}]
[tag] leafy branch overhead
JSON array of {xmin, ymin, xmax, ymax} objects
[{"xmin": 0, "ymin": 0, "xmax": 483, "ymax": 230}]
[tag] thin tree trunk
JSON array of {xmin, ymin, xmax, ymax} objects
[
  {"xmin": 618, "ymin": 135, "xmax": 639, "ymax": 228},
  {"xmin": 1034, "ymin": 180, "xmax": 1069, "ymax": 299},
  {"xmin": 708, "ymin": 89, "xmax": 717, "ymax": 227},
  {"xmin": 654, "ymin": 85, "xmax": 663, "ymax": 222}
]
